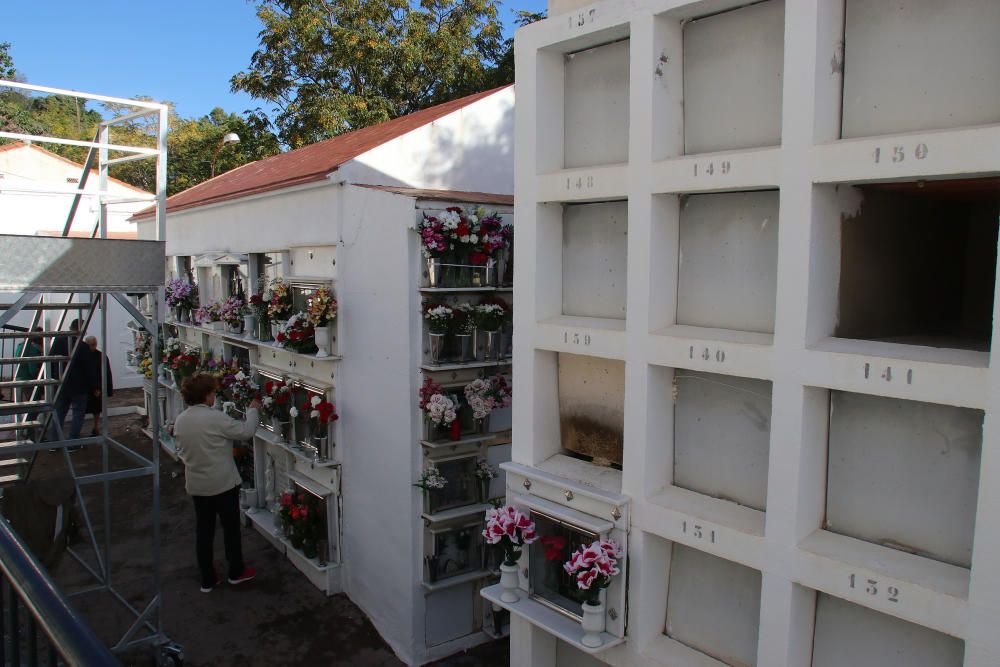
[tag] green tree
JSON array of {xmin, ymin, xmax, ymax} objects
[
  {"xmin": 0, "ymin": 42, "xmax": 15, "ymax": 80},
  {"xmin": 231, "ymin": 0, "xmax": 510, "ymax": 147},
  {"xmin": 104, "ymin": 101, "xmax": 280, "ymax": 195}
]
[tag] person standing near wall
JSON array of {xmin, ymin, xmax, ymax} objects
[
  {"xmin": 173, "ymin": 373, "xmax": 260, "ymax": 593},
  {"xmin": 14, "ymin": 327, "xmax": 43, "ymax": 401},
  {"xmin": 83, "ymin": 336, "xmax": 113, "ymax": 437},
  {"xmin": 49, "ymin": 321, "xmax": 98, "ymax": 444}
]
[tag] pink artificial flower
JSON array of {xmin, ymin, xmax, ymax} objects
[{"xmin": 577, "ymin": 568, "xmax": 599, "ymax": 590}]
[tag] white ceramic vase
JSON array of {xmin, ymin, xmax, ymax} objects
[
  {"xmin": 580, "ymin": 600, "xmax": 606, "ymax": 648},
  {"xmin": 499, "ymin": 561, "xmax": 520, "ymax": 603},
  {"xmin": 315, "ymin": 322, "xmax": 333, "ymax": 358}
]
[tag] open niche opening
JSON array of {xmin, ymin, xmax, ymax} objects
[
  {"xmin": 835, "ymin": 178, "xmax": 999, "ymax": 351},
  {"xmin": 557, "ymin": 353, "xmax": 625, "ymax": 470}
]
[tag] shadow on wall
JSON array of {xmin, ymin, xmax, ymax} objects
[{"xmin": 348, "ymin": 95, "xmax": 515, "ymax": 194}]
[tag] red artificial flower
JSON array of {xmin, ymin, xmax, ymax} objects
[
  {"xmin": 264, "ymin": 381, "xmax": 274, "ymax": 394},
  {"xmin": 541, "ymin": 535, "xmax": 568, "ymax": 561},
  {"xmin": 469, "ymin": 252, "xmax": 488, "ymax": 266},
  {"xmin": 456, "ymin": 222, "xmax": 470, "ymax": 237},
  {"xmin": 279, "ymin": 492, "xmax": 292, "ymax": 507},
  {"xmin": 276, "ymin": 333, "xmax": 286, "ymax": 343}
]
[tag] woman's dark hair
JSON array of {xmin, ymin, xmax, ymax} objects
[{"xmin": 181, "ymin": 373, "xmax": 218, "ymax": 406}]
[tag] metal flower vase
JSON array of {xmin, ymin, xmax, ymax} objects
[
  {"xmin": 427, "ymin": 258, "xmax": 442, "ymax": 288},
  {"xmin": 483, "ymin": 330, "xmax": 502, "ymax": 361},
  {"xmin": 256, "ymin": 318, "xmax": 273, "ymax": 342},
  {"xmin": 456, "ymin": 334, "xmax": 473, "ymax": 362},
  {"xmin": 312, "ymin": 435, "xmax": 330, "ymax": 460},
  {"xmin": 428, "ymin": 333, "xmax": 446, "ymax": 364}
]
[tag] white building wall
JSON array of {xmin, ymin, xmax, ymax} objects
[
  {"xmin": 505, "ymin": 0, "xmax": 1000, "ymax": 665},
  {"xmin": 0, "ymin": 144, "xmax": 153, "ymax": 389},
  {"xmin": 0, "ymin": 144, "xmax": 145, "ymax": 235},
  {"xmin": 339, "ymin": 88, "xmax": 515, "ymax": 194}
]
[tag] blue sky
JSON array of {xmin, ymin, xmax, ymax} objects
[{"xmin": 3, "ymin": 0, "xmax": 545, "ymax": 120}]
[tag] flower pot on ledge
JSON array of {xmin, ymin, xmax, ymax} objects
[{"xmin": 581, "ymin": 600, "xmax": 607, "ymax": 648}]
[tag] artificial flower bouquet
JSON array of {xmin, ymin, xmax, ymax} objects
[
  {"xmin": 278, "ymin": 490, "xmax": 323, "ymax": 557},
  {"xmin": 424, "ymin": 304, "xmax": 453, "ymax": 335},
  {"xmin": 452, "ymin": 303, "xmax": 476, "ymax": 336},
  {"xmin": 475, "ymin": 302, "xmax": 507, "ymax": 332},
  {"xmin": 305, "ymin": 286, "xmax": 338, "ymax": 327},
  {"xmin": 165, "ymin": 278, "xmax": 198, "ymax": 311},
  {"xmin": 266, "ymin": 278, "xmax": 293, "ymax": 321},
  {"xmin": 303, "ymin": 395, "xmax": 338, "ymax": 439},
  {"xmin": 221, "ymin": 370, "xmax": 258, "ymax": 411},
  {"xmin": 483, "ymin": 505, "xmax": 538, "ymax": 566},
  {"xmin": 276, "ymin": 313, "xmax": 317, "ymax": 354},
  {"xmin": 473, "ymin": 459, "xmax": 498, "ymax": 481},
  {"xmin": 219, "ymin": 297, "xmax": 244, "ymax": 327},
  {"xmin": 463, "ymin": 378, "xmax": 494, "ymax": 420},
  {"xmin": 194, "ymin": 302, "xmax": 222, "ymax": 326},
  {"xmin": 414, "ymin": 463, "xmax": 447, "ymax": 493},
  {"xmin": 260, "ymin": 379, "xmax": 293, "ymax": 422},
  {"xmin": 419, "ymin": 377, "xmax": 457, "ymax": 427},
  {"xmin": 563, "ymin": 539, "xmax": 624, "ymax": 606}
]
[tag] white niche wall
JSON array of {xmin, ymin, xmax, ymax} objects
[
  {"xmin": 841, "ymin": 0, "xmax": 1000, "ymax": 138},
  {"xmin": 563, "ymin": 39, "xmax": 630, "ymax": 168},
  {"xmin": 562, "ymin": 201, "xmax": 628, "ymax": 320},
  {"xmin": 681, "ymin": 0, "xmax": 784, "ymax": 155},
  {"xmin": 665, "ymin": 543, "xmax": 762, "ymax": 666},
  {"xmin": 673, "ymin": 371, "xmax": 772, "ymax": 511},
  {"xmin": 825, "ymin": 391, "xmax": 983, "ymax": 568},
  {"xmin": 676, "ymin": 191, "xmax": 779, "ymax": 333},
  {"xmin": 812, "ymin": 594, "xmax": 964, "ymax": 667}
]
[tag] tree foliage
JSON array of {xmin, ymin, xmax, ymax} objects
[{"xmin": 231, "ymin": 0, "xmax": 513, "ymax": 147}]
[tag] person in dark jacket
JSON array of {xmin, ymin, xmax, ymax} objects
[
  {"xmin": 48, "ymin": 319, "xmax": 79, "ymax": 382},
  {"xmin": 84, "ymin": 336, "xmax": 113, "ymax": 437},
  {"xmin": 49, "ymin": 323, "xmax": 98, "ymax": 443}
]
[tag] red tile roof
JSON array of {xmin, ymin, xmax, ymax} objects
[
  {"xmin": 355, "ymin": 184, "xmax": 513, "ymax": 206},
  {"xmin": 132, "ymin": 85, "xmax": 512, "ymax": 220}
]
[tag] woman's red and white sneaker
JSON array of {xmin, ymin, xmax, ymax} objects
[{"xmin": 228, "ymin": 567, "xmax": 257, "ymax": 585}]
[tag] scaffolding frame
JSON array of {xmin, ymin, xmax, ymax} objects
[{"xmin": 0, "ymin": 80, "xmax": 178, "ymax": 664}]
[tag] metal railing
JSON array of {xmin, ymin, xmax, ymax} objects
[{"xmin": 0, "ymin": 517, "xmax": 118, "ymax": 666}]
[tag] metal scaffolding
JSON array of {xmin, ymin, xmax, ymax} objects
[{"xmin": 0, "ymin": 80, "xmax": 180, "ymax": 665}]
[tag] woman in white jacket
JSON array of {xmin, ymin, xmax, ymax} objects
[{"xmin": 174, "ymin": 373, "xmax": 261, "ymax": 593}]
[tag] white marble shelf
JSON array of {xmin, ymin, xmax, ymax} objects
[
  {"xmin": 419, "ymin": 287, "xmax": 504, "ymax": 293},
  {"xmin": 420, "ymin": 359, "xmax": 512, "ymax": 372},
  {"xmin": 421, "ymin": 569, "xmax": 493, "ymax": 593},
  {"xmin": 420, "ymin": 433, "xmax": 494, "ymax": 450},
  {"xmin": 255, "ymin": 427, "xmax": 339, "ymax": 469},
  {"xmin": 246, "ymin": 507, "xmax": 338, "ymax": 572},
  {"xmin": 421, "ymin": 503, "xmax": 491, "ymax": 525},
  {"xmin": 165, "ymin": 321, "xmax": 342, "ymax": 363},
  {"xmin": 480, "ymin": 584, "xmax": 624, "ymax": 655}
]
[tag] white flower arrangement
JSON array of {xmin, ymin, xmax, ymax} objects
[
  {"xmin": 464, "ymin": 378, "xmax": 493, "ymax": 420},
  {"xmin": 474, "ymin": 459, "xmax": 498, "ymax": 481},
  {"xmin": 414, "ymin": 463, "xmax": 447, "ymax": 492},
  {"xmin": 425, "ymin": 393, "xmax": 457, "ymax": 426},
  {"xmin": 289, "ymin": 406, "xmax": 299, "ymax": 418}
]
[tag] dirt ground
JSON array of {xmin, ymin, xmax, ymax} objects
[{"xmin": 24, "ymin": 389, "xmax": 509, "ymax": 667}]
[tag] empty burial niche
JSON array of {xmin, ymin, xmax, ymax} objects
[
  {"xmin": 835, "ymin": 178, "xmax": 999, "ymax": 351},
  {"xmin": 842, "ymin": 0, "xmax": 1000, "ymax": 138},
  {"xmin": 563, "ymin": 39, "xmax": 630, "ymax": 168},
  {"xmin": 682, "ymin": 0, "xmax": 784, "ymax": 154},
  {"xmin": 562, "ymin": 201, "xmax": 628, "ymax": 320},
  {"xmin": 676, "ymin": 190, "xmax": 779, "ymax": 333},
  {"xmin": 665, "ymin": 544, "xmax": 761, "ymax": 666},
  {"xmin": 673, "ymin": 371, "xmax": 772, "ymax": 510},
  {"xmin": 812, "ymin": 594, "xmax": 964, "ymax": 667},
  {"xmin": 557, "ymin": 353, "xmax": 625, "ymax": 469},
  {"xmin": 826, "ymin": 391, "xmax": 983, "ymax": 567}
]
